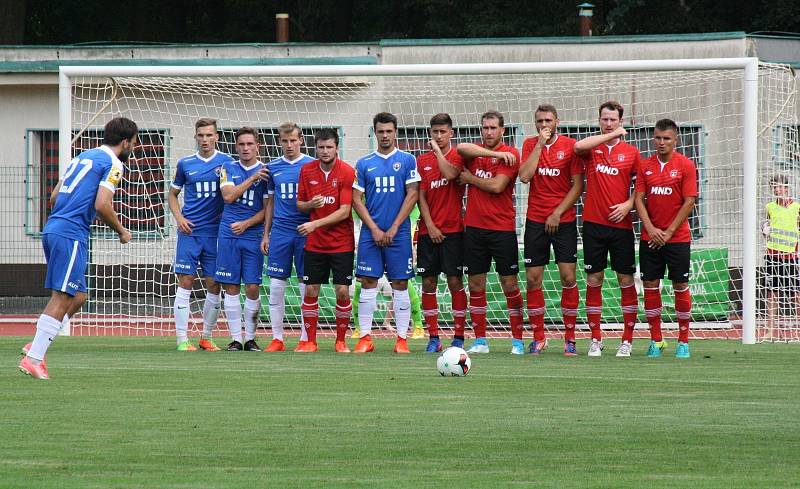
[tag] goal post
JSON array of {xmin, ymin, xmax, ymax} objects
[{"xmin": 57, "ymin": 58, "xmax": 795, "ymax": 344}]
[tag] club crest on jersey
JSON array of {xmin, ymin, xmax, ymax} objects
[
  {"xmin": 215, "ymin": 166, "xmax": 222, "ymax": 176},
  {"xmin": 557, "ymin": 151, "xmax": 565, "ymax": 160},
  {"xmin": 332, "ymin": 178, "xmax": 338, "ymax": 188},
  {"xmin": 393, "ymin": 162, "xmax": 401, "ymax": 172},
  {"xmin": 670, "ymin": 169, "xmax": 679, "ymax": 178},
  {"xmin": 618, "ymin": 155, "xmax": 625, "ymax": 162}
]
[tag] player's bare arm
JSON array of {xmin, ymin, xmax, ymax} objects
[
  {"xmin": 167, "ymin": 186, "xmax": 193, "ymax": 234},
  {"xmin": 260, "ymin": 195, "xmax": 274, "ymax": 254},
  {"xmin": 221, "ymin": 166, "xmax": 268, "ymax": 204},
  {"xmin": 574, "ymin": 126, "xmax": 627, "ymax": 155},
  {"xmin": 95, "ymin": 186, "xmax": 131, "ymax": 244},
  {"xmin": 662, "ymin": 196, "xmax": 696, "ymax": 243},
  {"xmin": 545, "ymin": 173, "xmax": 584, "ymax": 235},
  {"xmin": 519, "ymin": 127, "xmax": 551, "ymax": 183},
  {"xmin": 418, "ymin": 185, "xmax": 444, "ymax": 244},
  {"xmin": 297, "ymin": 203, "xmax": 351, "ymax": 237},
  {"xmin": 385, "ymin": 182, "xmax": 419, "ymax": 244},
  {"xmin": 458, "ymin": 169, "xmax": 512, "ymax": 195},
  {"xmin": 231, "ymin": 208, "xmax": 265, "ymax": 235},
  {"xmin": 352, "ymin": 188, "xmax": 387, "ymax": 245},
  {"xmin": 49, "ymin": 180, "xmax": 63, "ymax": 206},
  {"xmin": 429, "ymin": 140, "xmax": 460, "ymax": 180},
  {"xmin": 457, "ymin": 143, "xmax": 517, "ymax": 166},
  {"xmin": 634, "ymin": 190, "xmax": 667, "ymax": 248}
]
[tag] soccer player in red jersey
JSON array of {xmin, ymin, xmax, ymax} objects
[
  {"xmin": 519, "ymin": 104, "xmax": 583, "ymax": 356},
  {"xmin": 457, "ymin": 110, "xmax": 523, "ymax": 354},
  {"xmin": 416, "ymin": 113, "xmax": 468, "ymax": 352},
  {"xmin": 574, "ymin": 101, "xmax": 641, "ymax": 357},
  {"xmin": 295, "ymin": 128, "xmax": 356, "ymax": 353},
  {"xmin": 634, "ymin": 119, "xmax": 698, "ymax": 359}
]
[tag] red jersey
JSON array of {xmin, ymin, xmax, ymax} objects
[
  {"xmin": 580, "ymin": 140, "xmax": 640, "ymax": 229},
  {"xmin": 463, "ymin": 143, "xmax": 520, "ymax": 232},
  {"xmin": 521, "ymin": 134, "xmax": 583, "ymax": 223},
  {"xmin": 635, "ymin": 152, "xmax": 698, "ymax": 243},
  {"xmin": 416, "ymin": 147, "xmax": 465, "ymax": 235},
  {"xmin": 297, "ymin": 158, "xmax": 356, "ymax": 253}
]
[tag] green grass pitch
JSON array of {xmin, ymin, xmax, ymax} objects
[{"xmin": 2, "ymin": 337, "xmax": 798, "ymax": 489}]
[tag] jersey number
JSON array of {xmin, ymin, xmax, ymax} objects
[{"xmin": 60, "ymin": 158, "xmax": 93, "ymax": 194}]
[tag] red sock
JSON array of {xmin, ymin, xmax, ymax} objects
[
  {"xmin": 585, "ymin": 283, "xmax": 603, "ymax": 341},
  {"xmin": 674, "ymin": 287, "xmax": 692, "ymax": 343},
  {"xmin": 451, "ymin": 288, "xmax": 467, "ymax": 338},
  {"xmin": 505, "ymin": 289, "xmax": 524, "ymax": 340},
  {"xmin": 644, "ymin": 287, "xmax": 663, "ymax": 342},
  {"xmin": 561, "ymin": 284, "xmax": 578, "ymax": 342},
  {"xmin": 620, "ymin": 284, "xmax": 639, "ymax": 343},
  {"xmin": 335, "ymin": 299, "xmax": 352, "ymax": 342},
  {"xmin": 469, "ymin": 291, "xmax": 487, "ymax": 338},
  {"xmin": 421, "ymin": 292, "xmax": 439, "ymax": 337},
  {"xmin": 526, "ymin": 288, "xmax": 546, "ymax": 341},
  {"xmin": 301, "ymin": 296, "xmax": 319, "ymax": 343}
]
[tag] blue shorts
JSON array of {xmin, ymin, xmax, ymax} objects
[
  {"xmin": 266, "ymin": 231, "xmax": 305, "ymax": 279},
  {"xmin": 174, "ymin": 233, "xmax": 218, "ymax": 277},
  {"xmin": 356, "ymin": 233, "xmax": 414, "ymax": 280},
  {"xmin": 42, "ymin": 233, "xmax": 88, "ymax": 296},
  {"xmin": 214, "ymin": 237, "xmax": 264, "ymax": 285}
]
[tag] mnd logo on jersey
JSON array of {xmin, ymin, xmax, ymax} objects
[
  {"xmin": 596, "ymin": 164, "xmax": 620, "ymax": 176},
  {"xmin": 650, "ymin": 186, "xmax": 673, "ymax": 195},
  {"xmin": 475, "ymin": 169, "xmax": 493, "ymax": 179},
  {"xmin": 538, "ymin": 167, "xmax": 560, "ymax": 177},
  {"xmin": 429, "ymin": 177, "xmax": 449, "ymax": 189},
  {"xmin": 322, "ymin": 195, "xmax": 336, "ymax": 205}
]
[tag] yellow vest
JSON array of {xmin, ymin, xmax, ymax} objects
[{"xmin": 767, "ymin": 201, "xmax": 800, "ymax": 253}]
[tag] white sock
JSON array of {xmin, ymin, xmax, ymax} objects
[
  {"xmin": 28, "ymin": 314, "xmax": 61, "ymax": 361},
  {"xmin": 61, "ymin": 314, "xmax": 70, "ymax": 331},
  {"xmin": 202, "ymin": 292, "xmax": 221, "ymax": 338},
  {"xmin": 393, "ymin": 289, "xmax": 412, "ymax": 339},
  {"xmin": 269, "ymin": 278, "xmax": 287, "ymax": 341},
  {"xmin": 358, "ymin": 287, "xmax": 378, "ymax": 338},
  {"xmin": 174, "ymin": 287, "xmax": 192, "ymax": 344},
  {"xmin": 244, "ymin": 297, "xmax": 260, "ymax": 341},
  {"xmin": 224, "ymin": 293, "xmax": 243, "ymax": 343}
]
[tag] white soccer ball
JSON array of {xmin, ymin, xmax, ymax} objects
[{"xmin": 437, "ymin": 346, "xmax": 472, "ymax": 377}]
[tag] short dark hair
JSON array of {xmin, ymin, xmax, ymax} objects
[
  {"xmin": 103, "ymin": 117, "xmax": 138, "ymax": 146},
  {"xmin": 535, "ymin": 104, "xmax": 558, "ymax": 119},
  {"xmin": 195, "ymin": 118, "xmax": 217, "ymax": 131},
  {"xmin": 429, "ymin": 113, "xmax": 453, "ymax": 128},
  {"xmin": 771, "ymin": 173, "xmax": 790, "ymax": 186},
  {"xmin": 481, "ymin": 110, "xmax": 504, "ymax": 127},
  {"xmin": 373, "ymin": 112, "xmax": 397, "ymax": 130},
  {"xmin": 235, "ymin": 126, "xmax": 260, "ymax": 142},
  {"xmin": 599, "ymin": 101, "xmax": 624, "ymax": 118},
  {"xmin": 314, "ymin": 128, "xmax": 339, "ymax": 146},
  {"xmin": 654, "ymin": 118, "xmax": 679, "ymax": 133}
]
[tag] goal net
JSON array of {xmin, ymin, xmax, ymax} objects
[{"xmin": 59, "ymin": 60, "xmax": 798, "ymax": 342}]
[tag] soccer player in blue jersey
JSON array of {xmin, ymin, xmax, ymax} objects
[
  {"xmin": 216, "ymin": 127, "xmax": 270, "ymax": 351},
  {"xmin": 19, "ymin": 117, "xmax": 137, "ymax": 379},
  {"xmin": 168, "ymin": 118, "xmax": 234, "ymax": 351},
  {"xmin": 352, "ymin": 112, "xmax": 420, "ymax": 353},
  {"xmin": 260, "ymin": 122, "xmax": 315, "ymax": 352}
]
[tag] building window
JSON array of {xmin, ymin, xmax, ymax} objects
[
  {"xmin": 25, "ymin": 129, "xmax": 169, "ymax": 238},
  {"xmin": 218, "ymin": 126, "xmax": 343, "ymax": 161},
  {"xmin": 561, "ymin": 125, "xmax": 705, "ymax": 239}
]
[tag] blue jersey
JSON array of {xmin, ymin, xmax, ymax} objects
[
  {"xmin": 171, "ymin": 150, "xmax": 233, "ymax": 237},
  {"xmin": 45, "ymin": 145, "xmax": 124, "ymax": 243},
  {"xmin": 267, "ymin": 153, "xmax": 314, "ymax": 235},
  {"xmin": 218, "ymin": 160, "xmax": 268, "ymax": 241},
  {"xmin": 353, "ymin": 148, "xmax": 420, "ymax": 235}
]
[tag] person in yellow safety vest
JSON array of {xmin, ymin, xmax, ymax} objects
[{"xmin": 762, "ymin": 173, "xmax": 800, "ymax": 341}]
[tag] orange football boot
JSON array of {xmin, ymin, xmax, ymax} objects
[
  {"xmin": 393, "ymin": 337, "xmax": 411, "ymax": 354},
  {"xmin": 263, "ymin": 339, "xmax": 286, "ymax": 352},
  {"xmin": 19, "ymin": 356, "xmax": 49, "ymax": 380},
  {"xmin": 334, "ymin": 340, "xmax": 351, "ymax": 353},
  {"xmin": 295, "ymin": 341, "xmax": 318, "ymax": 352},
  {"xmin": 353, "ymin": 335, "xmax": 375, "ymax": 353}
]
